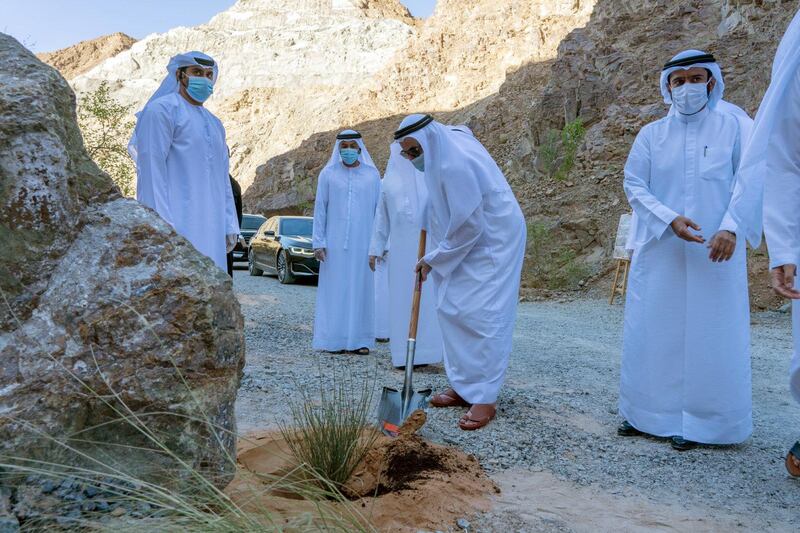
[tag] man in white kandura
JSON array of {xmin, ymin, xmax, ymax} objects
[
  {"xmin": 394, "ymin": 115, "xmax": 526, "ymax": 431},
  {"xmin": 129, "ymin": 51, "xmax": 239, "ymax": 272},
  {"xmin": 312, "ymin": 130, "xmax": 381, "ymax": 355},
  {"xmin": 728, "ymin": 10, "xmax": 800, "ymax": 475},
  {"xmin": 369, "ymin": 143, "xmax": 444, "ymax": 370},
  {"xmin": 619, "ymin": 50, "xmax": 755, "ymax": 451}
]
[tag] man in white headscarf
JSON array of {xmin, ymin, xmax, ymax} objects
[
  {"xmin": 312, "ymin": 130, "xmax": 381, "ymax": 354},
  {"xmin": 619, "ymin": 50, "xmax": 755, "ymax": 451},
  {"xmin": 369, "ymin": 143, "xmax": 443, "ymax": 369},
  {"xmin": 728, "ymin": 10, "xmax": 800, "ymax": 475},
  {"xmin": 394, "ymin": 114, "xmax": 526, "ymax": 431},
  {"xmin": 128, "ymin": 52, "xmax": 239, "ymax": 272}
]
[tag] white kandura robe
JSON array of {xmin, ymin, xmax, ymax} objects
[
  {"xmin": 621, "ymin": 106, "xmax": 752, "ymax": 444},
  {"xmin": 312, "ymin": 162, "xmax": 381, "ymax": 351},
  {"xmin": 398, "ymin": 119, "xmax": 526, "ymax": 404},
  {"xmin": 728, "ymin": 11, "xmax": 800, "ymax": 404},
  {"xmin": 369, "ymin": 156, "xmax": 443, "ymax": 368},
  {"xmin": 133, "ymin": 92, "xmax": 239, "ymax": 271},
  {"xmin": 374, "ymin": 227, "xmax": 391, "ymax": 339},
  {"xmin": 764, "ymin": 69, "xmax": 800, "ymax": 402}
]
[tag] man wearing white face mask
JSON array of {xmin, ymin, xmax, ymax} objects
[
  {"xmin": 129, "ymin": 51, "xmax": 240, "ymax": 272},
  {"xmin": 312, "ymin": 130, "xmax": 381, "ymax": 354},
  {"xmin": 618, "ymin": 50, "xmax": 755, "ymax": 451}
]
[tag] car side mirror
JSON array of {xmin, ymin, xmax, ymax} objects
[{"xmin": 266, "ymin": 230, "xmax": 275, "ymax": 237}]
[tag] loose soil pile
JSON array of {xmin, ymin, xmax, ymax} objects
[{"xmin": 229, "ymin": 411, "xmax": 498, "ymax": 532}]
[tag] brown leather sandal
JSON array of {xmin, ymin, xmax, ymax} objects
[
  {"xmin": 786, "ymin": 441, "xmax": 800, "ymax": 477},
  {"xmin": 430, "ymin": 388, "xmax": 470, "ymax": 408},
  {"xmin": 458, "ymin": 405, "xmax": 496, "ymax": 431}
]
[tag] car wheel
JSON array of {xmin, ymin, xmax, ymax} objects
[
  {"xmin": 248, "ymin": 249, "xmax": 264, "ymax": 276},
  {"xmin": 277, "ymin": 250, "xmax": 295, "ymax": 284}
]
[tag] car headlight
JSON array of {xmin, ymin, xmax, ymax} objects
[{"xmin": 290, "ymin": 247, "xmax": 314, "ymax": 256}]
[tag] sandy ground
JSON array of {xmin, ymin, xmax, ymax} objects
[{"xmin": 232, "ymin": 268, "xmax": 800, "ymax": 532}]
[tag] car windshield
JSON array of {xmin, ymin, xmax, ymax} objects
[
  {"xmin": 280, "ymin": 218, "xmax": 313, "ymax": 237},
  {"xmin": 241, "ymin": 215, "xmax": 266, "ymax": 231}
]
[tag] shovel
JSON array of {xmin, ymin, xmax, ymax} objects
[{"xmin": 377, "ymin": 230, "xmax": 432, "ymax": 437}]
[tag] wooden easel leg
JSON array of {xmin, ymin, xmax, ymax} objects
[
  {"xmin": 609, "ymin": 260, "xmax": 622, "ymax": 305},
  {"xmin": 621, "ymin": 260, "xmax": 630, "ymax": 299}
]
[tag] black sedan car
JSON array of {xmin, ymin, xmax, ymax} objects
[
  {"xmin": 232, "ymin": 213, "xmax": 267, "ymax": 262},
  {"xmin": 248, "ymin": 216, "xmax": 319, "ymax": 284}
]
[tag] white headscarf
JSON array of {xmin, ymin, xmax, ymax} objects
[
  {"xmin": 383, "ymin": 142, "xmax": 426, "ymax": 225},
  {"xmin": 394, "ymin": 114, "xmax": 510, "ymax": 239},
  {"xmin": 660, "ymin": 49, "xmax": 725, "ymax": 112},
  {"xmin": 321, "ymin": 129, "xmax": 378, "ymax": 175},
  {"xmin": 128, "ymin": 51, "xmax": 219, "ymax": 163},
  {"xmin": 729, "ymin": 10, "xmax": 800, "ymax": 246}
]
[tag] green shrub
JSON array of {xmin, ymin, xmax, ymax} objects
[
  {"xmin": 78, "ymin": 82, "xmax": 137, "ymax": 197},
  {"xmin": 538, "ymin": 118, "xmax": 586, "ymax": 181}
]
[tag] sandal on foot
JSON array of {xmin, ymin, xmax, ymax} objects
[
  {"xmin": 617, "ymin": 420, "xmax": 644, "ymax": 437},
  {"xmin": 430, "ymin": 388, "xmax": 469, "ymax": 408},
  {"xmin": 348, "ymin": 347, "xmax": 370, "ymax": 355},
  {"xmin": 786, "ymin": 441, "xmax": 800, "ymax": 477},
  {"xmin": 459, "ymin": 405, "xmax": 496, "ymax": 431},
  {"xmin": 671, "ymin": 436, "xmax": 697, "ymax": 451}
]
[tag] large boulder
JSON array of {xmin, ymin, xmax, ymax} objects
[{"xmin": 0, "ymin": 33, "xmax": 244, "ymax": 489}]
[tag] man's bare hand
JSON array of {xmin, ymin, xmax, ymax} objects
[
  {"xmin": 415, "ymin": 259, "xmax": 432, "ymax": 282},
  {"xmin": 670, "ymin": 215, "xmax": 705, "ymax": 243},
  {"xmin": 772, "ymin": 264, "xmax": 800, "ymax": 299},
  {"xmin": 314, "ymin": 248, "xmax": 327, "ymax": 262},
  {"xmin": 368, "ymin": 255, "xmax": 377, "ymax": 272},
  {"xmin": 707, "ymin": 230, "xmax": 736, "ymax": 262}
]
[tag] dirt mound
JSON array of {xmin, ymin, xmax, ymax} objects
[
  {"xmin": 37, "ymin": 33, "xmax": 136, "ymax": 79},
  {"xmin": 231, "ymin": 416, "xmax": 497, "ymax": 532}
]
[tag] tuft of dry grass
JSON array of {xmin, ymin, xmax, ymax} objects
[{"xmin": 279, "ymin": 365, "xmax": 379, "ymax": 492}]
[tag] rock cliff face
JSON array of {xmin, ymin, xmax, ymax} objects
[
  {"xmin": 0, "ymin": 33, "xmax": 244, "ymax": 491},
  {"xmin": 69, "ymin": 0, "xmax": 416, "ymax": 189},
  {"xmin": 37, "ymin": 33, "xmax": 136, "ymax": 79},
  {"xmin": 43, "ymin": 0, "xmax": 800, "ymax": 305},
  {"xmin": 244, "ymin": 0, "xmax": 798, "ymax": 307}
]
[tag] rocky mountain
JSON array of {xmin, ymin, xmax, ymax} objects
[
  {"xmin": 43, "ymin": 0, "xmax": 800, "ymax": 306},
  {"xmin": 68, "ymin": 0, "xmax": 417, "ymax": 189},
  {"xmin": 37, "ymin": 32, "xmax": 136, "ymax": 79},
  {"xmin": 243, "ymin": 0, "xmax": 798, "ymax": 307}
]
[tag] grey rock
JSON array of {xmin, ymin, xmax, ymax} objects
[
  {"xmin": 0, "ymin": 32, "xmax": 244, "ymax": 491},
  {"xmin": 457, "ymin": 518, "xmax": 471, "ymax": 530}
]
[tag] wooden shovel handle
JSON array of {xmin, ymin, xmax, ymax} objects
[{"xmin": 408, "ymin": 230, "xmax": 427, "ymax": 340}]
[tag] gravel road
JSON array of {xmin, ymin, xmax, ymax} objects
[{"xmin": 232, "ymin": 268, "xmax": 800, "ymax": 532}]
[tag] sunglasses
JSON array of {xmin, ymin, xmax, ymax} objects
[{"xmin": 400, "ymin": 146, "xmax": 422, "ymax": 159}]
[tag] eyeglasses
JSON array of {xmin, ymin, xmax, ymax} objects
[{"xmin": 400, "ymin": 146, "xmax": 422, "ymax": 159}]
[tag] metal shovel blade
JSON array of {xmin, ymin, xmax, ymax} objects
[{"xmin": 377, "ymin": 386, "xmax": 431, "ymax": 437}]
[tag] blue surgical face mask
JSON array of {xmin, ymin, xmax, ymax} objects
[
  {"xmin": 411, "ymin": 153, "xmax": 425, "ymax": 172},
  {"xmin": 340, "ymin": 148, "xmax": 360, "ymax": 165},
  {"xmin": 186, "ymin": 76, "xmax": 214, "ymax": 103}
]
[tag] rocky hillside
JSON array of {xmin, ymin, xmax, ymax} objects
[
  {"xmin": 43, "ymin": 0, "xmax": 799, "ymax": 307},
  {"xmin": 67, "ymin": 0, "xmax": 417, "ymax": 189},
  {"xmin": 37, "ymin": 32, "xmax": 136, "ymax": 79},
  {"xmin": 244, "ymin": 0, "xmax": 798, "ymax": 308}
]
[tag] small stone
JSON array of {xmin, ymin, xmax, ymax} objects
[
  {"xmin": 84, "ymin": 486, "xmax": 100, "ymax": 498},
  {"xmin": 457, "ymin": 518, "xmax": 471, "ymax": 530},
  {"xmin": 110, "ymin": 507, "xmax": 126, "ymax": 517}
]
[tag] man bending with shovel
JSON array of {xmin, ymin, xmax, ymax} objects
[{"xmin": 393, "ymin": 115, "xmax": 527, "ymax": 430}]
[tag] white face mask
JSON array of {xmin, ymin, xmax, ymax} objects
[{"xmin": 671, "ymin": 80, "xmax": 710, "ymax": 115}]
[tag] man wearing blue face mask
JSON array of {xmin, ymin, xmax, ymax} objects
[
  {"xmin": 618, "ymin": 50, "xmax": 756, "ymax": 451},
  {"xmin": 312, "ymin": 130, "xmax": 381, "ymax": 354},
  {"xmin": 128, "ymin": 51, "xmax": 239, "ymax": 272}
]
